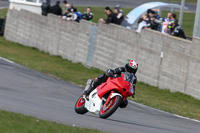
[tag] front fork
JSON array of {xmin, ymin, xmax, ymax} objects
[{"xmin": 104, "ymin": 91, "xmax": 123, "ymax": 105}]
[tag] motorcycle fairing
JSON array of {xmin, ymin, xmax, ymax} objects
[
  {"xmin": 97, "ymin": 73, "xmax": 134, "ymax": 101},
  {"xmin": 84, "ymin": 89, "xmax": 102, "ymax": 114}
]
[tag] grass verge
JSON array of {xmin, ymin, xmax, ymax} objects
[
  {"xmin": 0, "ymin": 110, "xmax": 104, "ymax": 133},
  {"xmin": 0, "ymin": 8, "xmax": 8, "ymax": 18},
  {"xmin": 0, "ymin": 37, "xmax": 200, "ymax": 121}
]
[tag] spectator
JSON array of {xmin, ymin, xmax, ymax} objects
[
  {"xmin": 113, "ymin": 8, "xmax": 124, "ymax": 25},
  {"xmin": 62, "ymin": 4, "xmax": 73, "ymax": 20},
  {"xmin": 82, "ymin": 7, "xmax": 94, "ymax": 22},
  {"xmin": 168, "ymin": 13, "xmax": 178, "ymax": 34},
  {"xmin": 147, "ymin": 9, "xmax": 152, "ymax": 18},
  {"xmin": 41, "ymin": 0, "xmax": 50, "ymax": 16},
  {"xmin": 61, "ymin": 0, "xmax": 69, "ymax": 15},
  {"xmin": 136, "ymin": 13, "xmax": 148, "ymax": 33},
  {"xmin": 73, "ymin": 8, "xmax": 82, "ymax": 22},
  {"xmin": 147, "ymin": 10, "xmax": 161, "ymax": 30},
  {"xmin": 115, "ymin": 4, "xmax": 123, "ymax": 15},
  {"xmin": 49, "ymin": 1, "xmax": 62, "ymax": 16},
  {"xmin": 66, "ymin": 8, "xmax": 82, "ymax": 22},
  {"xmin": 99, "ymin": 7, "xmax": 116, "ymax": 24},
  {"xmin": 170, "ymin": 20, "xmax": 186, "ymax": 39},
  {"xmin": 65, "ymin": 8, "xmax": 73, "ymax": 20},
  {"xmin": 154, "ymin": 11, "xmax": 160, "ymax": 19},
  {"xmin": 161, "ymin": 12, "xmax": 173, "ymax": 33}
]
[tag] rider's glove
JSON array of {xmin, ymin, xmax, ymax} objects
[
  {"xmin": 114, "ymin": 67, "xmax": 124, "ymax": 74},
  {"xmin": 106, "ymin": 69, "xmax": 114, "ymax": 77}
]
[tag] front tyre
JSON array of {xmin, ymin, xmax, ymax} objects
[
  {"xmin": 99, "ymin": 95, "xmax": 122, "ymax": 119},
  {"xmin": 74, "ymin": 95, "xmax": 88, "ymax": 114}
]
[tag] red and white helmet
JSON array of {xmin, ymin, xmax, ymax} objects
[{"xmin": 125, "ymin": 59, "xmax": 138, "ymax": 74}]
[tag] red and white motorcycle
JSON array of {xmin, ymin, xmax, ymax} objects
[{"xmin": 74, "ymin": 72, "xmax": 135, "ymax": 119}]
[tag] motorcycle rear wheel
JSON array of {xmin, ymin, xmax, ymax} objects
[
  {"xmin": 99, "ymin": 95, "xmax": 122, "ymax": 119},
  {"xmin": 74, "ymin": 95, "xmax": 88, "ymax": 114}
]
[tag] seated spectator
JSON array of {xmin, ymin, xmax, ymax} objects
[
  {"xmin": 99, "ymin": 7, "xmax": 116, "ymax": 24},
  {"xmin": 113, "ymin": 8, "xmax": 124, "ymax": 25},
  {"xmin": 82, "ymin": 7, "xmax": 93, "ymax": 22},
  {"xmin": 41, "ymin": 0, "xmax": 50, "ymax": 16},
  {"xmin": 61, "ymin": 0, "xmax": 69, "ymax": 15},
  {"xmin": 49, "ymin": 1, "xmax": 62, "ymax": 16},
  {"xmin": 170, "ymin": 20, "xmax": 186, "ymax": 39},
  {"xmin": 136, "ymin": 13, "xmax": 148, "ymax": 33}
]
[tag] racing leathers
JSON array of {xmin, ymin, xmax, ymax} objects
[{"xmin": 83, "ymin": 67, "xmax": 137, "ymax": 108}]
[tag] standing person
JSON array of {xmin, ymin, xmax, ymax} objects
[
  {"xmin": 82, "ymin": 7, "xmax": 94, "ymax": 22},
  {"xmin": 61, "ymin": 0, "xmax": 69, "ymax": 15},
  {"xmin": 168, "ymin": 13, "xmax": 178, "ymax": 34},
  {"xmin": 161, "ymin": 12, "xmax": 173, "ymax": 33},
  {"xmin": 99, "ymin": 7, "xmax": 116, "ymax": 24},
  {"xmin": 113, "ymin": 8, "xmax": 124, "ymax": 25},
  {"xmin": 170, "ymin": 20, "xmax": 186, "ymax": 39},
  {"xmin": 73, "ymin": 8, "xmax": 82, "ymax": 22},
  {"xmin": 147, "ymin": 10, "xmax": 159, "ymax": 30},
  {"xmin": 66, "ymin": 8, "xmax": 82, "ymax": 22},
  {"xmin": 136, "ymin": 13, "xmax": 148, "ymax": 33},
  {"xmin": 49, "ymin": 1, "xmax": 62, "ymax": 16},
  {"xmin": 115, "ymin": 4, "xmax": 123, "ymax": 15},
  {"xmin": 41, "ymin": 0, "xmax": 50, "ymax": 16}
]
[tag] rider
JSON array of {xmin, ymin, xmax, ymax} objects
[{"xmin": 83, "ymin": 59, "xmax": 138, "ymax": 108}]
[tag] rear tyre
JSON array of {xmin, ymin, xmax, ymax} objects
[
  {"xmin": 74, "ymin": 95, "xmax": 88, "ymax": 114},
  {"xmin": 99, "ymin": 95, "xmax": 122, "ymax": 119}
]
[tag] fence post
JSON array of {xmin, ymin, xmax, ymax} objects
[{"xmin": 86, "ymin": 25, "xmax": 98, "ymax": 67}]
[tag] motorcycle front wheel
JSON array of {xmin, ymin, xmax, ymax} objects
[
  {"xmin": 74, "ymin": 95, "xmax": 88, "ymax": 114},
  {"xmin": 99, "ymin": 95, "xmax": 122, "ymax": 119}
]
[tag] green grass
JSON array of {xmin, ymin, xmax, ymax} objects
[
  {"xmin": 0, "ymin": 8, "xmax": 8, "ymax": 18},
  {"xmin": 0, "ymin": 37, "xmax": 200, "ymax": 121},
  {"xmin": 0, "ymin": 37, "xmax": 104, "ymax": 85},
  {"xmin": 0, "ymin": 110, "xmax": 103, "ymax": 133}
]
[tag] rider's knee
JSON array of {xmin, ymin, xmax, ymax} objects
[{"xmin": 94, "ymin": 74, "xmax": 107, "ymax": 85}]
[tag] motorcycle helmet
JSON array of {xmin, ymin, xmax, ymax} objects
[{"xmin": 125, "ymin": 59, "xmax": 138, "ymax": 74}]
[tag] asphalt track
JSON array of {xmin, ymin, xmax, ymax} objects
[
  {"xmin": 0, "ymin": 0, "xmax": 197, "ymax": 12},
  {"xmin": 0, "ymin": 57, "xmax": 200, "ymax": 133}
]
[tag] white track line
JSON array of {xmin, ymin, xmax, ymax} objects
[
  {"xmin": 0, "ymin": 57, "xmax": 15, "ymax": 64},
  {"xmin": 129, "ymin": 100, "xmax": 200, "ymax": 123},
  {"xmin": 1, "ymin": 56, "xmax": 200, "ymax": 123}
]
